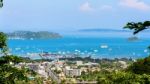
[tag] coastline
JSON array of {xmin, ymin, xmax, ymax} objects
[{"xmin": 7, "ymin": 37, "xmax": 150, "ymax": 60}]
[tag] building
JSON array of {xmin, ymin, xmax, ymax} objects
[
  {"xmin": 27, "ymin": 63, "xmax": 48, "ymax": 78},
  {"xmin": 28, "ymin": 63, "xmax": 39, "ymax": 71},
  {"xmin": 63, "ymin": 66, "xmax": 81, "ymax": 77},
  {"xmin": 72, "ymin": 69, "xmax": 81, "ymax": 77},
  {"xmin": 76, "ymin": 61, "xmax": 83, "ymax": 66}
]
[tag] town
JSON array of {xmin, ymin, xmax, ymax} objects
[{"xmin": 14, "ymin": 55, "xmax": 132, "ymax": 84}]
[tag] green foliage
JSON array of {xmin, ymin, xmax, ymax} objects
[
  {"xmin": 0, "ymin": 55, "xmax": 38, "ymax": 84},
  {"xmin": 0, "ymin": 32, "xmax": 38, "ymax": 84},
  {"xmin": 127, "ymin": 56, "xmax": 150, "ymax": 75},
  {"xmin": 7, "ymin": 31, "xmax": 62, "ymax": 39},
  {"xmin": 124, "ymin": 21, "xmax": 150, "ymax": 34},
  {"xmin": 0, "ymin": 65, "xmax": 28, "ymax": 84},
  {"xmin": 61, "ymin": 79, "xmax": 66, "ymax": 84},
  {"xmin": 97, "ymin": 71, "xmax": 150, "ymax": 84},
  {"xmin": 0, "ymin": 55, "xmax": 23, "ymax": 64},
  {"xmin": 123, "ymin": 21, "xmax": 150, "ymax": 82},
  {"xmin": 0, "ymin": 32, "xmax": 7, "ymax": 53},
  {"xmin": 15, "ymin": 77, "xmax": 44, "ymax": 84},
  {"xmin": 80, "ymin": 64, "xmax": 150, "ymax": 84},
  {"xmin": 80, "ymin": 71, "xmax": 104, "ymax": 81},
  {"xmin": 54, "ymin": 69, "xmax": 61, "ymax": 74},
  {"xmin": 0, "ymin": 0, "xmax": 3, "ymax": 8},
  {"xmin": 100, "ymin": 61, "xmax": 114, "ymax": 68},
  {"xmin": 80, "ymin": 70, "xmax": 150, "ymax": 84}
]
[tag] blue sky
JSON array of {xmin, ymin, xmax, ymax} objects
[{"xmin": 0, "ymin": 0, "xmax": 150, "ymax": 33}]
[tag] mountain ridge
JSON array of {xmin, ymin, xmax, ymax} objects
[{"xmin": 6, "ymin": 31, "xmax": 62, "ymax": 39}]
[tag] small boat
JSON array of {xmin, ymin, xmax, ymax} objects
[
  {"xmin": 94, "ymin": 50, "xmax": 98, "ymax": 52},
  {"xmin": 100, "ymin": 45, "xmax": 108, "ymax": 48}
]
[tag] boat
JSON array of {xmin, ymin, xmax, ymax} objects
[{"xmin": 100, "ymin": 45, "xmax": 108, "ymax": 48}]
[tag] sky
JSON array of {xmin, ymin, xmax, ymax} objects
[{"xmin": 0, "ymin": 0, "xmax": 150, "ymax": 33}]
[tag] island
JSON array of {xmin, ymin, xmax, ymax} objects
[
  {"xmin": 127, "ymin": 36, "xmax": 139, "ymax": 41},
  {"xmin": 6, "ymin": 31, "xmax": 62, "ymax": 40},
  {"xmin": 79, "ymin": 28, "xmax": 130, "ymax": 32}
]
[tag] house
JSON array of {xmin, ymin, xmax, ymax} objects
[
  {"xmin": 63, "ymin": 66, "xmax": 81, "ymax": 77},
  {"xmin": 76, "ymin": 61, "xmax": 83, "ymax": 66}
]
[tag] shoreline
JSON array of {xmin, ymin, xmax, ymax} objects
[{"xmin": 12, "ymin": 52, "xmax": 143, "ymax": 60}]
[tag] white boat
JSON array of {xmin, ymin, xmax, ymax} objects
[
  {"xmin": 94, "ymin": 50, "xmax": 98, "ymax": 52},
  {"xmin": 100, "ymin": 45, "xmax": 108, "ymax": 48}
]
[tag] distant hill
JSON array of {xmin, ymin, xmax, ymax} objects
[
  {"xmin": 79, "ymin": 28, "xmax": 150, "ymax": 33},
  {"xmin": 79, "ymin": 29, "xmax": 130, "ymax": 32},
  {"xmin": 6, "ymin": 31, "xmax": 62, "ymax": 40}
]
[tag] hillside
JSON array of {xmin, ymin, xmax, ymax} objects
[{"xmin": 7, "ymin": 31, "xmax": 62, "ymax": 39}]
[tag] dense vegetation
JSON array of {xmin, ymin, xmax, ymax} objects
[
  {"xmin": 78, "ymin": 21, "xmax": 150, "ymax": 83},
  {"xmin": 0, "ymin": 55, "xmax": 35, "ymax": 84},
  {"xmin": 78, "ymin": 56, "xmax": 150, "ymax": 84},
  {"xmin": 7, "ymin": 31, "xmax": 62, "ymax": 39},
  {"xmin": 128, "ymin": 56, "xmax": 150, "ymax": 74},
  {"xmin": 0, "ymin": 0, "xmax": 3, "ymax": 7},
  {"xmin": 0, "ymin": 32, "xmax": 7, "ymax": 53},
  {"xmin": 100, "ymin": 71, "xmax": 150, "ymax": 84},
  {"xmin": 0, "ymin": 32, "xmax": 44, "ymax": 84},
  {"xmin": 80, "ymin": 70, "xmax": 150, "ymax": 84}
]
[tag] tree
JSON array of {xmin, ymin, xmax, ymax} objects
[
  {"xmin": 127, "ymin": 56, "xmax": 150, "ymax": 75},
  {"xmin": 124, "ymin": 21, "xmax": 150, "ymax": 49},
  {"xmin": 124, "ymin": 21, "xmax": 150, "ymax": 35},
  {"xmin": 97, "ymin": 71, "xmax": 150, "ymax": 84},
  {"xmin": 0, "ymin": 32, "xmax": 8, "ymax": 56},
  {"xmin": 0, "ymin": 55, "xmax": 29, "ymax": 84},
  {"xmin": 0, "ymin": 33, "xmax": 37, "ymax": 83},
  {"xmin": 0, "ymin": 32, "xmax": 7, "ymax": 52},
  {"xmin": 0, "ymin": 0, "xmax": 3, "ymax": 8},
  {"xmin": 0, "ymin": 2, "xmax": 39, "ymax": 84},
  {"xmin": 124, "ymin": 21, "xmax": 150, "ymax": 75}
]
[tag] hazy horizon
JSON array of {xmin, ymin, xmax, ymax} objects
[{"xmin": 0, "ymin": 0, "xmax": 150, "ymax": 33}]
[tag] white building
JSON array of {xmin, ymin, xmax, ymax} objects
[
  {"xmin": 27, "ymin": 63, "xmax": 48, "ymax": 78},
  {"xmin": 63, "ymin": 66, "xmax": 81, "ymax": 77},
  {"xmin": 76, "ymin": 61, "xmax": 83, "ymax": 66}
]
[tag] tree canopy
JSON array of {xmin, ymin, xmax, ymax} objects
[
  {"xmin": 124, "ymin": 21, "xmax": 150, "ymax": 35},
  {"xmin": 0, "ymin": 32, "xmax": 37, "ymax": 83},
  {"xmin": 127, "ymin": 56, "xmax": 150, "ymax": 75},
  {"xmin": 0, "ymin": 0, "xmax": 3, "ymax": 8},
  {"xmin": 97, "ymin": 71, "xmax": 150, "ymax": 84},
  {"xmin": 0, "ymin": 32, "xmax": 8, "ymax": 54}
]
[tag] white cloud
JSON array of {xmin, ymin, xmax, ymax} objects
[
  {"xmin": 79, "ymin": 2, "xmax": 93, "ymax": 12},
  {"xmin": 79, "ymin": 2, "xmax": 114, "ymax": 13},
  {"xmin": 119, "ymin": 0, "xmax": 150, "ymax": 11}
]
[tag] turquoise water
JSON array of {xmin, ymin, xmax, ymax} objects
[{"xmin": 8, "ymin": 37, "xmax": 150, "ymax": 59}]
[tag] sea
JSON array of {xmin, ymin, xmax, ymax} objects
[{"xmin": 7, "ymin": 36, "xmax": 150, "ymax": 59}]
